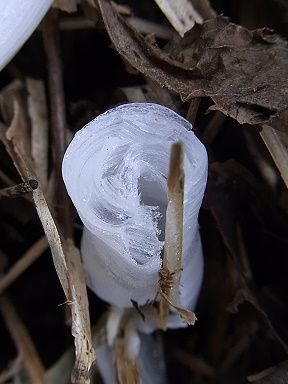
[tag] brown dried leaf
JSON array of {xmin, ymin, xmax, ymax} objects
[
  {"xmin": 160, "ymin": 290, "xmax": 197, "ymax": 325},
  {"xmin": 97, "ymin": 1, "xmax": 288, "ymax": 131},
  {"xmin": 0, "ymin": 83, "xmax": 95, "ymax": 384}
]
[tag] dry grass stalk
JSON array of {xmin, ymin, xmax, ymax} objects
[
  {"xmin": 0, "ymin": 354, "xmax": 22, "ymax": 383},
  {"xmin": 0, "ymin": 236, "xmax": 48, "ymax": 295},
  {"xmin": 159, "ymin": 142, "xmax": 196, "ymax": 330},
  {"xmin": 26, "ymin": 78, "xmax": 49, "ymax": 191},
  {"xmin": 0, "ymin": 82, "xmax": 95, "ymax": 384},
  {"xmin": 42, "ymin": 10, "xmax": 73, "ymax": 238},
  {"xmin": 113, "ymin": 336, "xmax": 140, "ymax": 384},
  {"xmin": 260, "ymin": 125, "xmax": 288, "ymax": 189},
  {"xmin": 0, "ymin": 295, "xmax": 49, "ymax": 384}
]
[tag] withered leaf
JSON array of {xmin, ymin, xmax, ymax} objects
[{"xmin": 97, "ymin": 0, "xmax": 288, "ymax": 131}]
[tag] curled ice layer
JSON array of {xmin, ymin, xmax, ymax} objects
[
  {"xmin": 0, "ymin": 0, "xmax": 53, "ymax": 71},
  {"xmin": 62, "ymin": 103, "xmax": 207, "ymax": 309}
]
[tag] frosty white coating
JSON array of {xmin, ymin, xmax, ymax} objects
[
  {"xmin": 0, "ymin": 0, "xmax": 53, "ymax": 71},
  {"xmin": 62, "ymin": 103, "xmax": 207, "ymax": 308}
]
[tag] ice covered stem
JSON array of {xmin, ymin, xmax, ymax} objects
[
  {"xmin": 0, "ymin": 0, "xmax": 53, "ymax": 71},
  {"xmin": 62, "ymin": 103, "xmax": 207, "ymax": 310}
]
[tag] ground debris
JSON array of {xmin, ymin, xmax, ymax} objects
[{"xmin": 98, "ymin": 0, "xmax": 288, "ymax": 131}]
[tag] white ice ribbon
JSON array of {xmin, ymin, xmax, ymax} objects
[
  {"xmin": 62, "ymin": 103, "xmax": 207, "ymax": 311},
  {"xmin": 0, "ymin": 0, "xmax": 53, "ymax": 71}
]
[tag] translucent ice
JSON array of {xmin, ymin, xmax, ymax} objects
[{"xmin": 62, "ymin": 103, "xmax": 208, "ymax": 309}]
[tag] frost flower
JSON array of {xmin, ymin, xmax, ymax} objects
[{"xmin": 62, "ymin": 103, "xmax": 207, "ymax": 313}]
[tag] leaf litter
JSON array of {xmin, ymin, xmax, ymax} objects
[{"xmin": 98, "ymin": 0, "xmax": 288, "ymax": 130}]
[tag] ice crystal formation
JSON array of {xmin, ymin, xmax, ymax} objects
[{"xmin": 62, "ymin": 103, "xmax": 207, "ymax": 310}]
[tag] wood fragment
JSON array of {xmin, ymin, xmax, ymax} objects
[
  {"xmin": 112, "ymin": 315, "xmax": 140, "ymax": 384},
  {"xmin": 243, "ymin": 129, "xmax": 278, "ymax": 189},
  {"xmin": 26, "ymin": 78, "xmax": 49, "ymax": 191},
  {"xmin": 42, "ymin": 10, "xmax": 73, "ymax": 238},
  {"xmin": 193, "ymin": 0, "xmax": 216, "ymax": 19},
  {"xmin": 71, "ymin": 11, "xmax": 172, "ymax": 39},
  {"xmin": 0, "ymin": 236, "xmax": 48, "ymax": 295},
  {"xmin": 154, "ymin": 0, "xmax": 202, "ymax": 37},
  {"xmin": 260, "ymin": 125, "xmax": 288, "ymax": 189},
  {"xmin": 170, "ymin": 347, "xmax": 215, "ymax": 377},
  {"xmin": 0, "ymin": 295, "xmax": 49, "ymax": 384},
  {"xmin": 186, "ymin": 98, "xmax": 201, "ymax": 126},
  {"xmin": 53, "ymin": 0, "xmax": 78, "ymax": 13},
  {"xmin": 34, "ymin": 191, "xmax": 96, "ymax": 384},
  {"xmin": 127, "ymin": 16, "xmax": 172, "ymax": 39},
  {"xmin": 114, "ymin": 336, "xmax": 140, "ymax": 384},
  {"xmin": 120, "ymin": 87, "xmax": 147, "ymax": 103},
  {"xmin": 0, "ymin": 179, "xmax": 38, "ymax": 199},
  {"xmin": 0, "ymin": 354, "xmax": 22, "ymax": 384},
  {"xmin": 159, "ymin": 142, "xmax": 196, "ymax": 329}
]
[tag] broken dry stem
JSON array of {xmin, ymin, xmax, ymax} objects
[
  {"xmin": 0, "ymin": 179, "xmax": 38, "ymax": 199},
  {"xmin": 112, "ymin": 310, "xmax": 141, "ymax": 384},
  {"xmin": 42, "ymin": 9, "xmax": 73, "ymax": 238},
  {"xmin": 159, "ymin": 142, "xmax": 184, "ymax": 329},
  {"xmin": 0, "ymin": 354, "xmax": 22, "ymax": 383},
  {"xmin": 114, "ymin": 336, "xmax": 140, "ymax": 384},
  {"xmin": 260, "ymin": 125, "xmax": 288, "ymax": 189}
]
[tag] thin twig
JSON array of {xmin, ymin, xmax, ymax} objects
[
  {"xmin": 0, "ymin": 295, "xmax": 50, "ymax": 384},
  {"xmin": 0, "ymin": 236, "xmax": 48, "ymax": 295},
  {"xmin": 57, "ymin": 16, "xmax": 173, "ymax": 39},
  {"xmin": 169, "ymin": 347, "xmax": 215, "ymax": 377},
  {"xmin": 159, "ymin": 142, "xmax": 184, "ymax": 329},
  {"xmin": 42, "ymin": 10, "xmax": 73, "ymax": 238},
  {"xmin": 0, "ymin": 354, "xmax": 23, "ymax": 383},
  {"xmin": 26, "ymin": 78, "xmax": 49, "ymax": 191},
  {"xmin": 0, "ymin": 179, "xmax": 38, "ymax": 199},
  {"xmin": 260, "ymin": 125, "xmax": 288, "ymax": 189},
  {"xmin": 186, "ymin": 98, "xmax": 201, "ymax": 126}
]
